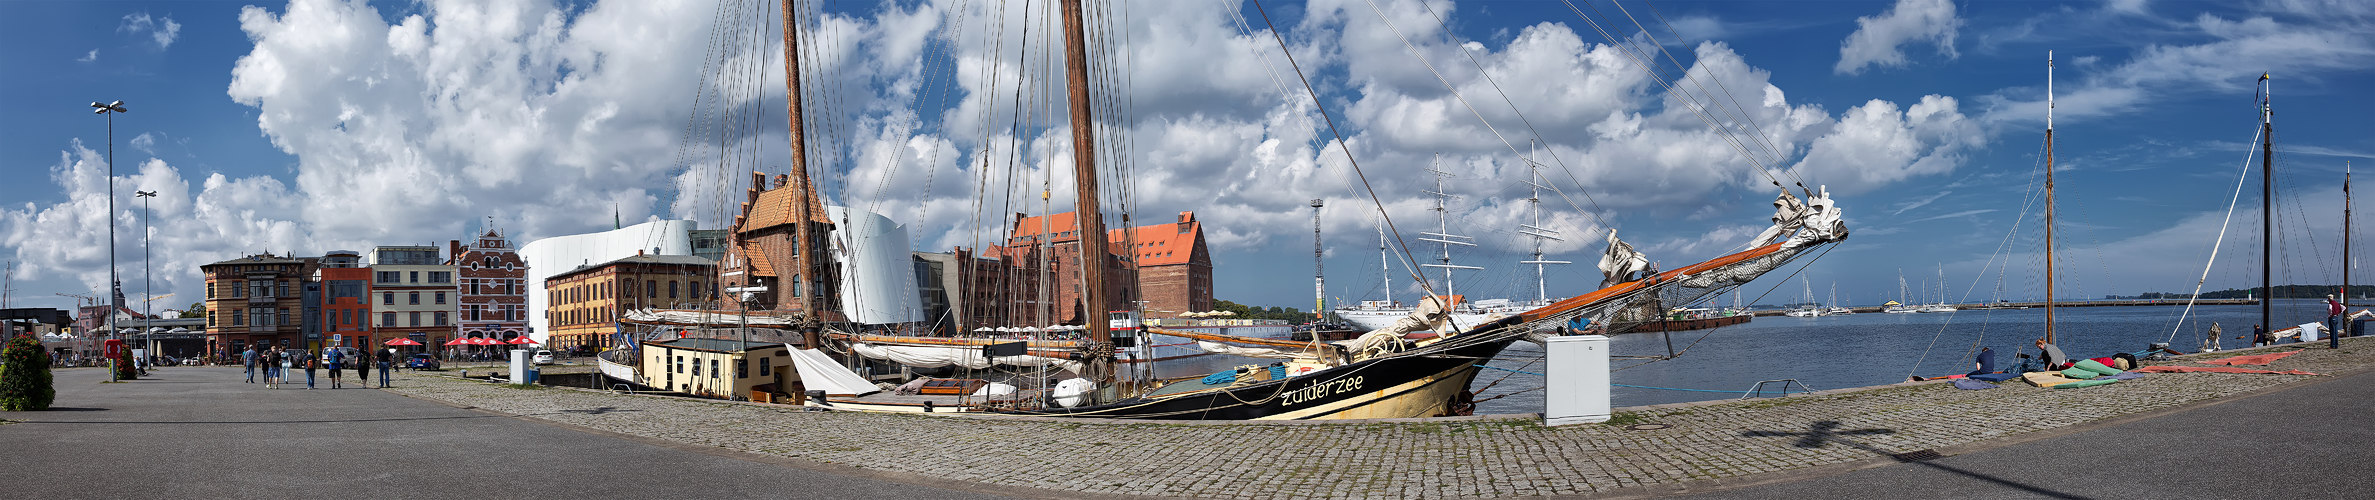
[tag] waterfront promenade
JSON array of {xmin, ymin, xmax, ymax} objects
[{"xmin": 7, "ymin": 337, "xmax": 2373, "ymax": 498}]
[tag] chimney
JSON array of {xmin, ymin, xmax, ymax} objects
[
  {"xmin": 1176, "ymin": 211, "xmax": 1194, "ymax": 234},
  {"xmin": 774, "ymin": 174, "xmax": 789, "ymax": 189},
  {"xmin": 450, "ymin": 240, "xmax": 463, "ymax": 260}
]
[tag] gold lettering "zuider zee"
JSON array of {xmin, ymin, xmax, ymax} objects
[{"xmin": 1282, "ymin": 376, "xmax": 1363, "ymax": 406}]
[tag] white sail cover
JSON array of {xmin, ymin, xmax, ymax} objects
[
  {"xmin": 620, "ymin": 308, "xmax": 807, "ymax": 327},
  {"xmin": 1194, "ymin": 341, "xmax": 1299, "ymax": 359},
  {"xmin": 1598, "ymin": 229, "xmax": 1651, "ymax": 289},
  {"xmin": 846, "ymin": 342, "xmax": 1082, "ymax": 374},
  {"xmin": 786, "ymin": 345, "xmax": 879, "ymax": 396}
]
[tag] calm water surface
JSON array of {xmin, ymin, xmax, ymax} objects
[{"xmin": 1475, "ymin": 299, "xmax": 2345, "ymax": 414}]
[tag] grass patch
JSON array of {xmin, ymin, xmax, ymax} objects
[{"xmin": 1602, "ymin": 411, "xmax": 1643, "ymax": 427}]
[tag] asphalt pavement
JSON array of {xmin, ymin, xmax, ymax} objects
[
  {"xmin": 1670, "ymin": 366, "xmax": 2375, "ymax": 499},
  {"xmin": 0, "ymin": 365, "xmax": 1010, "ymax": 499}
]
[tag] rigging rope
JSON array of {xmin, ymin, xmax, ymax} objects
[{"xmin": 2168, "ymin": 125, "xmax": 2266, "ymax": 344}]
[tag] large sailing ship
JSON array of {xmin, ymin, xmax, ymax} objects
[{"xmin": 603, "ymin": 0, "xmax": 1851, "ymax": 420}]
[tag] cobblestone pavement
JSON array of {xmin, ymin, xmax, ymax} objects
[{"xmin": 381, "ymin": 338, "xmax": 2375, "ymax": 498}]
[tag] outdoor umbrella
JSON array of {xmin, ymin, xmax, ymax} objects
[
  {"xmin": 470, "ymin": 337, "xmax": 502, "ymax": 346},
  {"xmin": 507, "ymin": 336, "xmax": 538, "ymax": 345},
  {"xmin": 384, "ymin": 338, "xmax": 423, "ymax": 346},
  {"xmin": 443, "ymin": 338, "xmax": 469, "ymax": 346}
]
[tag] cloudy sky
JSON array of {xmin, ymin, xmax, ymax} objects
[{"xmin": 3, "ymin": 0, "xmax": 2372, "ymax": 317}]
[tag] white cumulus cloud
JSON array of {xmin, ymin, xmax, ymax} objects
[
  {"xmin": 1835, "ymin": 0, "xmax": 1961, "ymax": 75},
  {"xmin": 119, "ymin": 12, "xmax": 182, "ymax": 49}
]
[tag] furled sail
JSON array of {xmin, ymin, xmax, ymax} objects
[
  {"xmin": 1598, "ymin": 229, "xmax": 1651, "ymax": 289},
  {"xmin": 846, "ymin": 342, "xmax": 1083, "ymax": 373}
]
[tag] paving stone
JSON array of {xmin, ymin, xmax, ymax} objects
[{"xmin": 380, "ymin": 339, "xmax": 2372, "ymax": 498}]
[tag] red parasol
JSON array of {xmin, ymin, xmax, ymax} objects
[
  {"xmin": 384, "ymin": 338, "xmax": 422, "ymax": 346},
  {"xmin": 470, "ymin": 337, "xmax": 502, "ymax": 346},
  {"xmin": 443, "ymin": 338, "xmax": 468, "ymax": 346},
  {"xmin": 507, "ymin": 336, "xmax": 538, "ymax": 345}
]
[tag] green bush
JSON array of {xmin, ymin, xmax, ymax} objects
[
  {"xmin": 112, "ymin": 345, "xmax": 137, "ymax": 381},
  {"xmin": 1, "ymin": 335, "xmax": 56, "ymax": 411}
]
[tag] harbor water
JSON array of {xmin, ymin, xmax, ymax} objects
[{"xmin": 1475, "ymin": 299, "xmax": 2346, "ymax": 414}]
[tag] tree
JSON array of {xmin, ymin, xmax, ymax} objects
[
  {"xmin": 177, "ymin": 301, "xmax": 207, "ymax": 319},
  {"xmin": 1, "ymin": 334, "xmax": 55, "ymax": 411}
]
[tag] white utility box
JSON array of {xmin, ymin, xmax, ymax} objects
[{"xmin": 1544, "ymin": 334, "xmax": 1610, "ymax": 426}]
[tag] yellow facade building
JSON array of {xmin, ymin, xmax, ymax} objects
[{"xmin": 636, "ymin": 338, "xmax": 795, "ymax": 399}]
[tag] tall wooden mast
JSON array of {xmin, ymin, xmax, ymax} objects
[
  {"xmin": 782, "ymin": 0, "xmax": 825, "ymax": 348},
  {"xmin": 2260, "ymin": 73, "xmax": 2274, "ymax": 334},
  {"xmin": 2044, "ymin": 51, "xmax": 2058, "ymax": 344},
  {"xmin": 1059, "ymin": 0, "xmax": 1113, "ymax": 365}
]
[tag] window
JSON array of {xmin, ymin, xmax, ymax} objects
[
  {"xmin": 410, "ymin": 271, "xmax": 420, "ymax": 283},
  {"xmin": 691, "ymin": 357, "xmax": 701, "ymax": 376},
  {"xmin": 232, "ymin": 309, "xmax": 245, "ymax": 326},
  {"xmin": 277, "ymin": 310, "xmax": 290, "ymax": 326},
  {"xmin": 669, "ymin": 280, "xmax": 679, "ymax": 299},
  {"xmin": 675, "ymin": 355, "xmax": 685, "ymax": 374},
  {"xmin": 647, "ymin": 280, "xmax": 657, "ymax": 299},
  {"xmin": 736, "ymin": 358, "xmax": 748, "ymax": 379},
  {"xmin": 382, "ymin": 292, "xmax": 394, "ymax": 305},
  {"xmin": 382, "ymin": 312, "xmax": 396, "ymax": 327},
  {"xmin": 429, "ymin": 271, "xmax": 451, "ymax": 283},
  {"xmin": 408, "ymin": 311, "xmax": 421, "ymax": 327},
  {"xmin": 206, "ymin": 283, "xmax": 215, "ymax": 299},
  {"xmin": 434, "ymin": 292, "xmax": 446, "ymax": 305},
  {"xmin": 277, "ymin": 280, "xmax": 290, "ymax": 298},
  {"xmin": 233, "ymin": 281, "xmax": 245, "ymax": 298},
  {"xmin": 409, "ymin": 292, "xmax": 420, "ymax": 305},
  {"xmin": 625, "ymin": 281, "xmax": 636, "ymax": 298},
  {"xmin": 469, "ymin": 306, "xmax": 480, "ymax": 322},
  {"xmin": 485, "ymin": 256, "xmax": 497, "ymax": 267},
  {"xmin": 434, "ymin": 311, "xmax": 448, "ymax": 326},
  {"xmin": 710, "ymin": 359, "xmax": 720, "ymax": 379},
  {"xmin": 758, "ymin": 357, "xmax": 771, "ymax": 377},
  {"xmin": 376, "ymin": 271, "xmax": 398, "ymax": 283}
]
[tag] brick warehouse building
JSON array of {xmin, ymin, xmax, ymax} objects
[
  {"xmin": 998, "ymin": 211, "xmax": 1212, "ymax": 322},
  {"xmin": 546, "ymin": 254, "xmax": 715, "ymax": 351},
  {"xmin": 451, "ymin": 230, "xmax": 529, "ymax": 344},
  {"xmin": 202, "ymin": 253, "xmax": 317, "ymax": 357}
]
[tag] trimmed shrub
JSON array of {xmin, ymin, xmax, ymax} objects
[
  {"xmin": 1, "ymin": 335, "xmax": 56, "ymax": 411},
  {"xmin": 113, "ymin": 346, "xmax": 137, "ymax": 381}
]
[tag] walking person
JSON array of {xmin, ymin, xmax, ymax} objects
[
  {"xmin": 376, "ymin": 348, "xmax": 393, "ymax": 388},
  {"xmin": 325, "ymin": 347, "xmax": 344, "ymax": 389},
  {"xmin": 242, "ymin": 346, "xmax": 258, "ymax": 383},
  {"xmin": 303, "ymin": 350, "xmax": 318, "ymax": 389},
  {"xmin": 276, "ymin": 346, "xmax": 293, "ymax": 387},
  {"xmin": 355, "ymin": 347, "xmax": 369, "ymax": 384},
  {"xmin": 261, "ymin": 347, "xmax": 279, "ymax": 389}
]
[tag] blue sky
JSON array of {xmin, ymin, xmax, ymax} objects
[{"xmin": 2, "ymin": 0, "xmax": 2372, "ymax": 317}]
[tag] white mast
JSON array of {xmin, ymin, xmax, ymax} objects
[
  {"xmin": 1518, "ymin": 140, "xmax": 1569, "ymax": 304},
  {"xmin": 1378, "ymin": 222, "xmax": 1393, "ymax": 306},
  {"xmin": 1418, "ymin": 154, "xmax": 1480, "ymax": 306}
]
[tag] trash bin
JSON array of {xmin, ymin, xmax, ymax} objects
[
  {"xmin": 2353, "ymin": 318, "xmax": 2368, "ymax": 338},
  {"xmin": 524, "ymin": 368, "xmax": 540, "ymax": 384}
]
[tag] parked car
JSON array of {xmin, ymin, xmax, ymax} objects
[
  {"xmin": 532, "ymin": 349, "xmax": 554, "ymax": 365},
  {"xmin": 406, "ymin": 353, "xmax": 440, "ymax": 370}
]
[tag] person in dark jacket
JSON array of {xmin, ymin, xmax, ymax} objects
[{"xmin": 376, "ymin": 348, "xmax": 393, "ymax": 387}]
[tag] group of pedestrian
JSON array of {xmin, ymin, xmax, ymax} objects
[{"xmin": 239, "ymin": 345, "xmax": 397, "ymax": 389}]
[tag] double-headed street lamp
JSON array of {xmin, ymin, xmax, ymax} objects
[{"xmin": 92, "ymin": 100, "xmax": 127, "ymax": 343}]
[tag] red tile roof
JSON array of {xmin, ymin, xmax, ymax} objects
[{"xmin": 1006, "ymin": 211, "xmax": 1203, "ymax": 266}]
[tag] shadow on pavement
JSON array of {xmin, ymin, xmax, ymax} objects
[{"xmin": 1741, "ymin": 420, "xmax": 2094, "ymax": 500}]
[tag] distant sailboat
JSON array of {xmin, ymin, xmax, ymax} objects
[
  {"xmin": 1921, "ymin": 264, "xmax": 1957, "ymax": 312},
  {"xmin": 1885, "ymin": 269, "xmax": 1920, "ymax": 313}
]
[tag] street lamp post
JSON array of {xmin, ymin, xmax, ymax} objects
[
  {"xmin": 93, "ymin": 100, "xmax": 127, "ymax": 381},
  {"xmin": 136, "ymin": 190, "xmax": 157, "ymax": 361}
]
